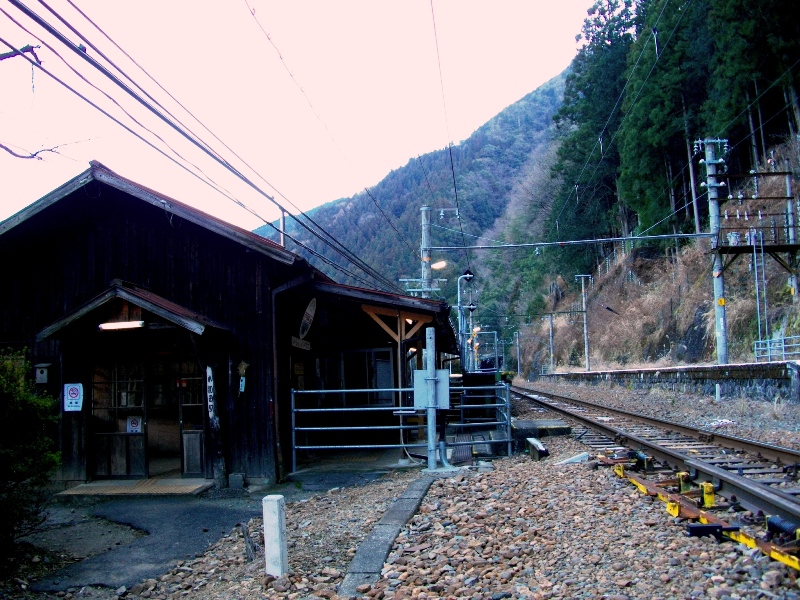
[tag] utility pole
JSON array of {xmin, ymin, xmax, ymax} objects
[
  {"xmin": 786, "ymin": 162, "xmax": 798, "ymax": 303},
  {"xmin": 515, "ymin": 331, "xmax": 521, "ymax": 377},
  {"xmin": 456, "ymin": 271, "xmax": 474, "ymax": 369},
  {"xmin": 425, "ymin": 327, "xmax": 437, "ymax": 470},
  {"xmin": 698, "ymin": 139, "xmax": 729, "ymax": 365},
  {"xmin": 548, "ymin": 314, "xmax": 554, "ymax": 374},
  {"xmin": 421, "ymin": 206, "xmax": 432, "ymax": 299},
  {"xmin": 575, "ymin": 275, "xmax": 592, "ymax": 371}
]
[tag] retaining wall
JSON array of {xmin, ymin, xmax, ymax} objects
[{"xmin": 540, "ymin": 361, "xmax": 800, "ymax": 402}]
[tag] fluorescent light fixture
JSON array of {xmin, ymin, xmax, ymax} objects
[
  {"xmin": 431, "ymin": 260, "xmax": 447, "ymax": 270},
  {"xmin": 98, "ymin": 321, "xmax": 144, "ymax": 331}
]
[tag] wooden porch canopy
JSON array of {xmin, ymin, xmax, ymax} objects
[{"xmin": 36, "ymin": 280, "xmax": 228, "ymax": 341}]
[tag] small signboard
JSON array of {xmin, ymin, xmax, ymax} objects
[
  {"xmin": 126, "ymin": 416, "xmax": 143, "ymax": 433},
  {"xmin": 63, "ymin": 383, "xmax": 83, "ymax": 412},
  {"xmin": 413, "ymin": 370, "xmax": 450, "ymax": 409},
  {"xmin": 291, "ymin": 336, "xmax": 311, "ymax": 351}
]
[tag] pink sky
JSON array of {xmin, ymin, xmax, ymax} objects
[{"xmin": 1, "ymin": 1, "xmax": 592, "ymax": 230}]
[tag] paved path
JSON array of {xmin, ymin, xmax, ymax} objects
[
  {"xmin": 31, "ymin": 450, "xmax": 412, "ymax": 592},
  {"xmin": 31, "ymin": 495, "xmax": 260, "ymax": 592}
]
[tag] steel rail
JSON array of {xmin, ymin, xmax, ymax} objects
[
  {"xmin": 511, "ymin": 386, "xmax": 800, "ymax": 523},
  {"xmin": 513, "ymin": 387, "xmax": 800, "ymax": 464}
]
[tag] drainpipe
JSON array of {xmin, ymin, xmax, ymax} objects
[{"xmin": 272, "ymin": 272, "xmax": 314, "ymax": 483}]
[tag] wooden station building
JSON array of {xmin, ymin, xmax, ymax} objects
[{"xmin": 0, "ymin": 162, "xmax": 456, "ymax": 487}]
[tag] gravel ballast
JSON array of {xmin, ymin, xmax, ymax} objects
[{"xmin": 6, "ymin": 380, "xmax": 800, "ymax": 599}]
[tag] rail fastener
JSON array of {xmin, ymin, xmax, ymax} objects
[{"xmin": 611, "ymin": 463, "xmax": 800, "ymax": 572}]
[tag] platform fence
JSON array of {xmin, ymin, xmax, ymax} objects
[{"xmin": 290, "ymin": 383, "xmax": 510, "ymax": 473}]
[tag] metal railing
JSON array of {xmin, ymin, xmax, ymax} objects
[
  {"xmin": 754, "ymin": 336, "xmax": 800, "ymax": 362},
  {"xmin": 717, "ymin": 219, "xmax": 792, "ymax": 248},
  {"xmin": 290, "ymin": 383, "xmax": 511, "ymax": 473}
]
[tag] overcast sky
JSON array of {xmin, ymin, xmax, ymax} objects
[{"xmin": 0, "ymin": 0, "xmax": 592, "ymax": 230}]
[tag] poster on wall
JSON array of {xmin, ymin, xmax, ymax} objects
[
  {"xmin": 126, "ymin": 416, "xmax": 143, "ymax": 433},
  {"xmin": 63, "ymin": 383, "xmax": 84, "ymax": 412}
]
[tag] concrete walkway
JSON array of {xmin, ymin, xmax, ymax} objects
[
  {"xmin": 339, "ymin": 475, "xmax": 438, "ymax": 596},
  {"xmin": 31, "ymin": 449, "xmax": 427, "ymax": 593},
  {"xmin": 31, "ymin": 495, "xmax": 259, "ymax": 592}
]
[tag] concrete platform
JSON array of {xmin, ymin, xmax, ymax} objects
[{"xmin": 56, "ymin": 475, "xmax": 213, "ymax": 497}]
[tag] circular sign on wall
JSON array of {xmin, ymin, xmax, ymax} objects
[{"xmin": 299, "ymin": 298, "xmax": 316, "ymax": 340}]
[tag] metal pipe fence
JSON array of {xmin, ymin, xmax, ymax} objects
[
  {"xmin": 290, "ymin": 383, "xmax": 511, "ymax": 473},
  {"xmin": 754, "ymin": 336, "xmax": 800, "ymax": 362}
]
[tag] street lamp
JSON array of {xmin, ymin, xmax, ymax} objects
[{"xmin": 456, "ymin": 270, "xmax": 474, "ymax": 370}]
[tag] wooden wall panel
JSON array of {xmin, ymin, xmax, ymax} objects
[{"xmin": 0, "ymin": 181, "xmax": 298, "ymax": 482}]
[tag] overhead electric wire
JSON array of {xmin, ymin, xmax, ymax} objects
[
  {"xmin": 15, "ymin": 1, "xmax": 398, "ymax": 292},
  {"xmin": 0, "ymin": 31, "xmax": 383, "ymax": 290},
  {"xmin": 0, "ymin": 8, "xmax": 228, "ymax": 194},
  {"xmin": 713, "ymin": 57, "xmax": 800, "ymax": 141},
  {"xmin": 0, "ymin": 36, "xmax": 380, "ymax": 290},
  {"xmin": 432, "ymin": 223, "xmax": 508, "ymax": 246},
  {"xmin": 41, "ymin": 1, "xmax": 402, "ymax": 293},
  {"xmin": 417, "ymin": 154, "xmax": 438, "ymax": 204},
  {"xmin": 638, "ymin": 65, "xmax": 800, "ymax": 238},
  {"xmin": 8, "ymin": 1, "xmax": 401, "ymax": 293},
  {"xmin": 428, "ymin": 0, "xmax": 470, "ymax": 271},
  {"xmin": 48, "ymin": 0, "xmax": 223, "ymax": 161},
  {"xmin": 360, "ymin": 186, "xmax": 419, "ymax": 258},
  {"xmin": 242, "ymin": 0, "xmax": 418, "ymax": 267}
]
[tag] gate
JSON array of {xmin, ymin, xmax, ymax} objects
[{"xmin": 290, "ymin": 383, "xmax": 511, "ymax": 472}]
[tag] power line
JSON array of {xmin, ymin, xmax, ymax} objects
[
  {"xmin": 7, "ymin": 1, "xmax": 401, "ymax": 292},
  {"xmin": 428, "ymin": 1, "xmax": 470, "ymax": 271},
  {"xmin": 361, "ymin": 186, "xmax": 418, "ymax": 258},
  {"xmin": 0, "ymin": 33, "xmax": 384, "ymax": 290},
  {"xmin": 12, "ymin": 2, "xmax": 396, "ymax": 291},
  {"xmin": 0, "ymin": 37, "xmax": 380, "ymax": 289},
  {"xmin": 430, "ymin": 232, "xmax": 712, "ymax": 252},
  {"xmin": 242, "ymin": 0, "xmax": 418, "ymax": 268}
]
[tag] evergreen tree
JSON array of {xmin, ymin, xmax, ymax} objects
[
  {"xmin": 617, "ymin": 0, "xmax": 711, "ymax": 234},
  {"xmin": 547, "ymin": 0, "xmax": 638, "ymax": 274}
]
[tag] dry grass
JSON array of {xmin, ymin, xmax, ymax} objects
[
  {"xmin": 733, "ymin": 394, "xmax": 751, "ymax": 418},
  {"xmin": 517, "ymin": 140, "xmax": 800, "ymax": 374},
  {"xmin": 767, "ymin": 395, "xmax": 786, "ymax": 420}
]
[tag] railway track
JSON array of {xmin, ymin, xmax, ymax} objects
[{"xmin": 510, "ymin": 385, "xmax": 800, "ymax": 571}]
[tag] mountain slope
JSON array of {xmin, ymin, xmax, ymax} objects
[{"xmin": 255, "ymin": 71, "xmax": 565, "ymax": 300}]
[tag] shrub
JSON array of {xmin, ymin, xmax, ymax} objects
[{"xmin": 0, "ymin": 350, "xmax": 59, "ymax": 561}]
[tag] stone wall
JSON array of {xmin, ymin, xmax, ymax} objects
[{"xmin": 540, "ymin": 361, "xmax": 800, "ymax": 402}]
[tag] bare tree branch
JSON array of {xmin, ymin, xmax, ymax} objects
[
  {"xmin": 0, "ymin": 142, "xmax": 59, "ymax": 160},
  {"xmin": 0, "ymin": 44, "xmax": 41, "ymax": 64}
]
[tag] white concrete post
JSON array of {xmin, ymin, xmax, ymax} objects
[
  {"xmin": 262, "ymin": 495, "xmax": 288, "ymax": 577},
  {"xmin": 425, "ymin": 327, "xmax": 437, "ymax": 470}
]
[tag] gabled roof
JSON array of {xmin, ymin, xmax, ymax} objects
[
  {"xmin": 0, "ymin": 161, "xmax": 298, "ymax": 265},
  {"xmin": 37, "ymin": 280, "xmax": 227, "ymax": 341},
  {"xmin": 310, "ymin": 280, "xmax": 458, "ymax": 352},
  {"xmin": 311, "ymin": 280, "xmax": 450, "ymax": 314}
]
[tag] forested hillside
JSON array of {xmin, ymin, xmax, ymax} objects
[
  {"xmin": 254, "ymin": 73, "xmax": 564, "ymax": 301},
  {"xmin": 258, "ymin": 0, "xmax": 800, "ymax": 375}
]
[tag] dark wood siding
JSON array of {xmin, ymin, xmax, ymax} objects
[{"xmin": 0, "ymin": 181, "xmax": 305, "ymax": 482}]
